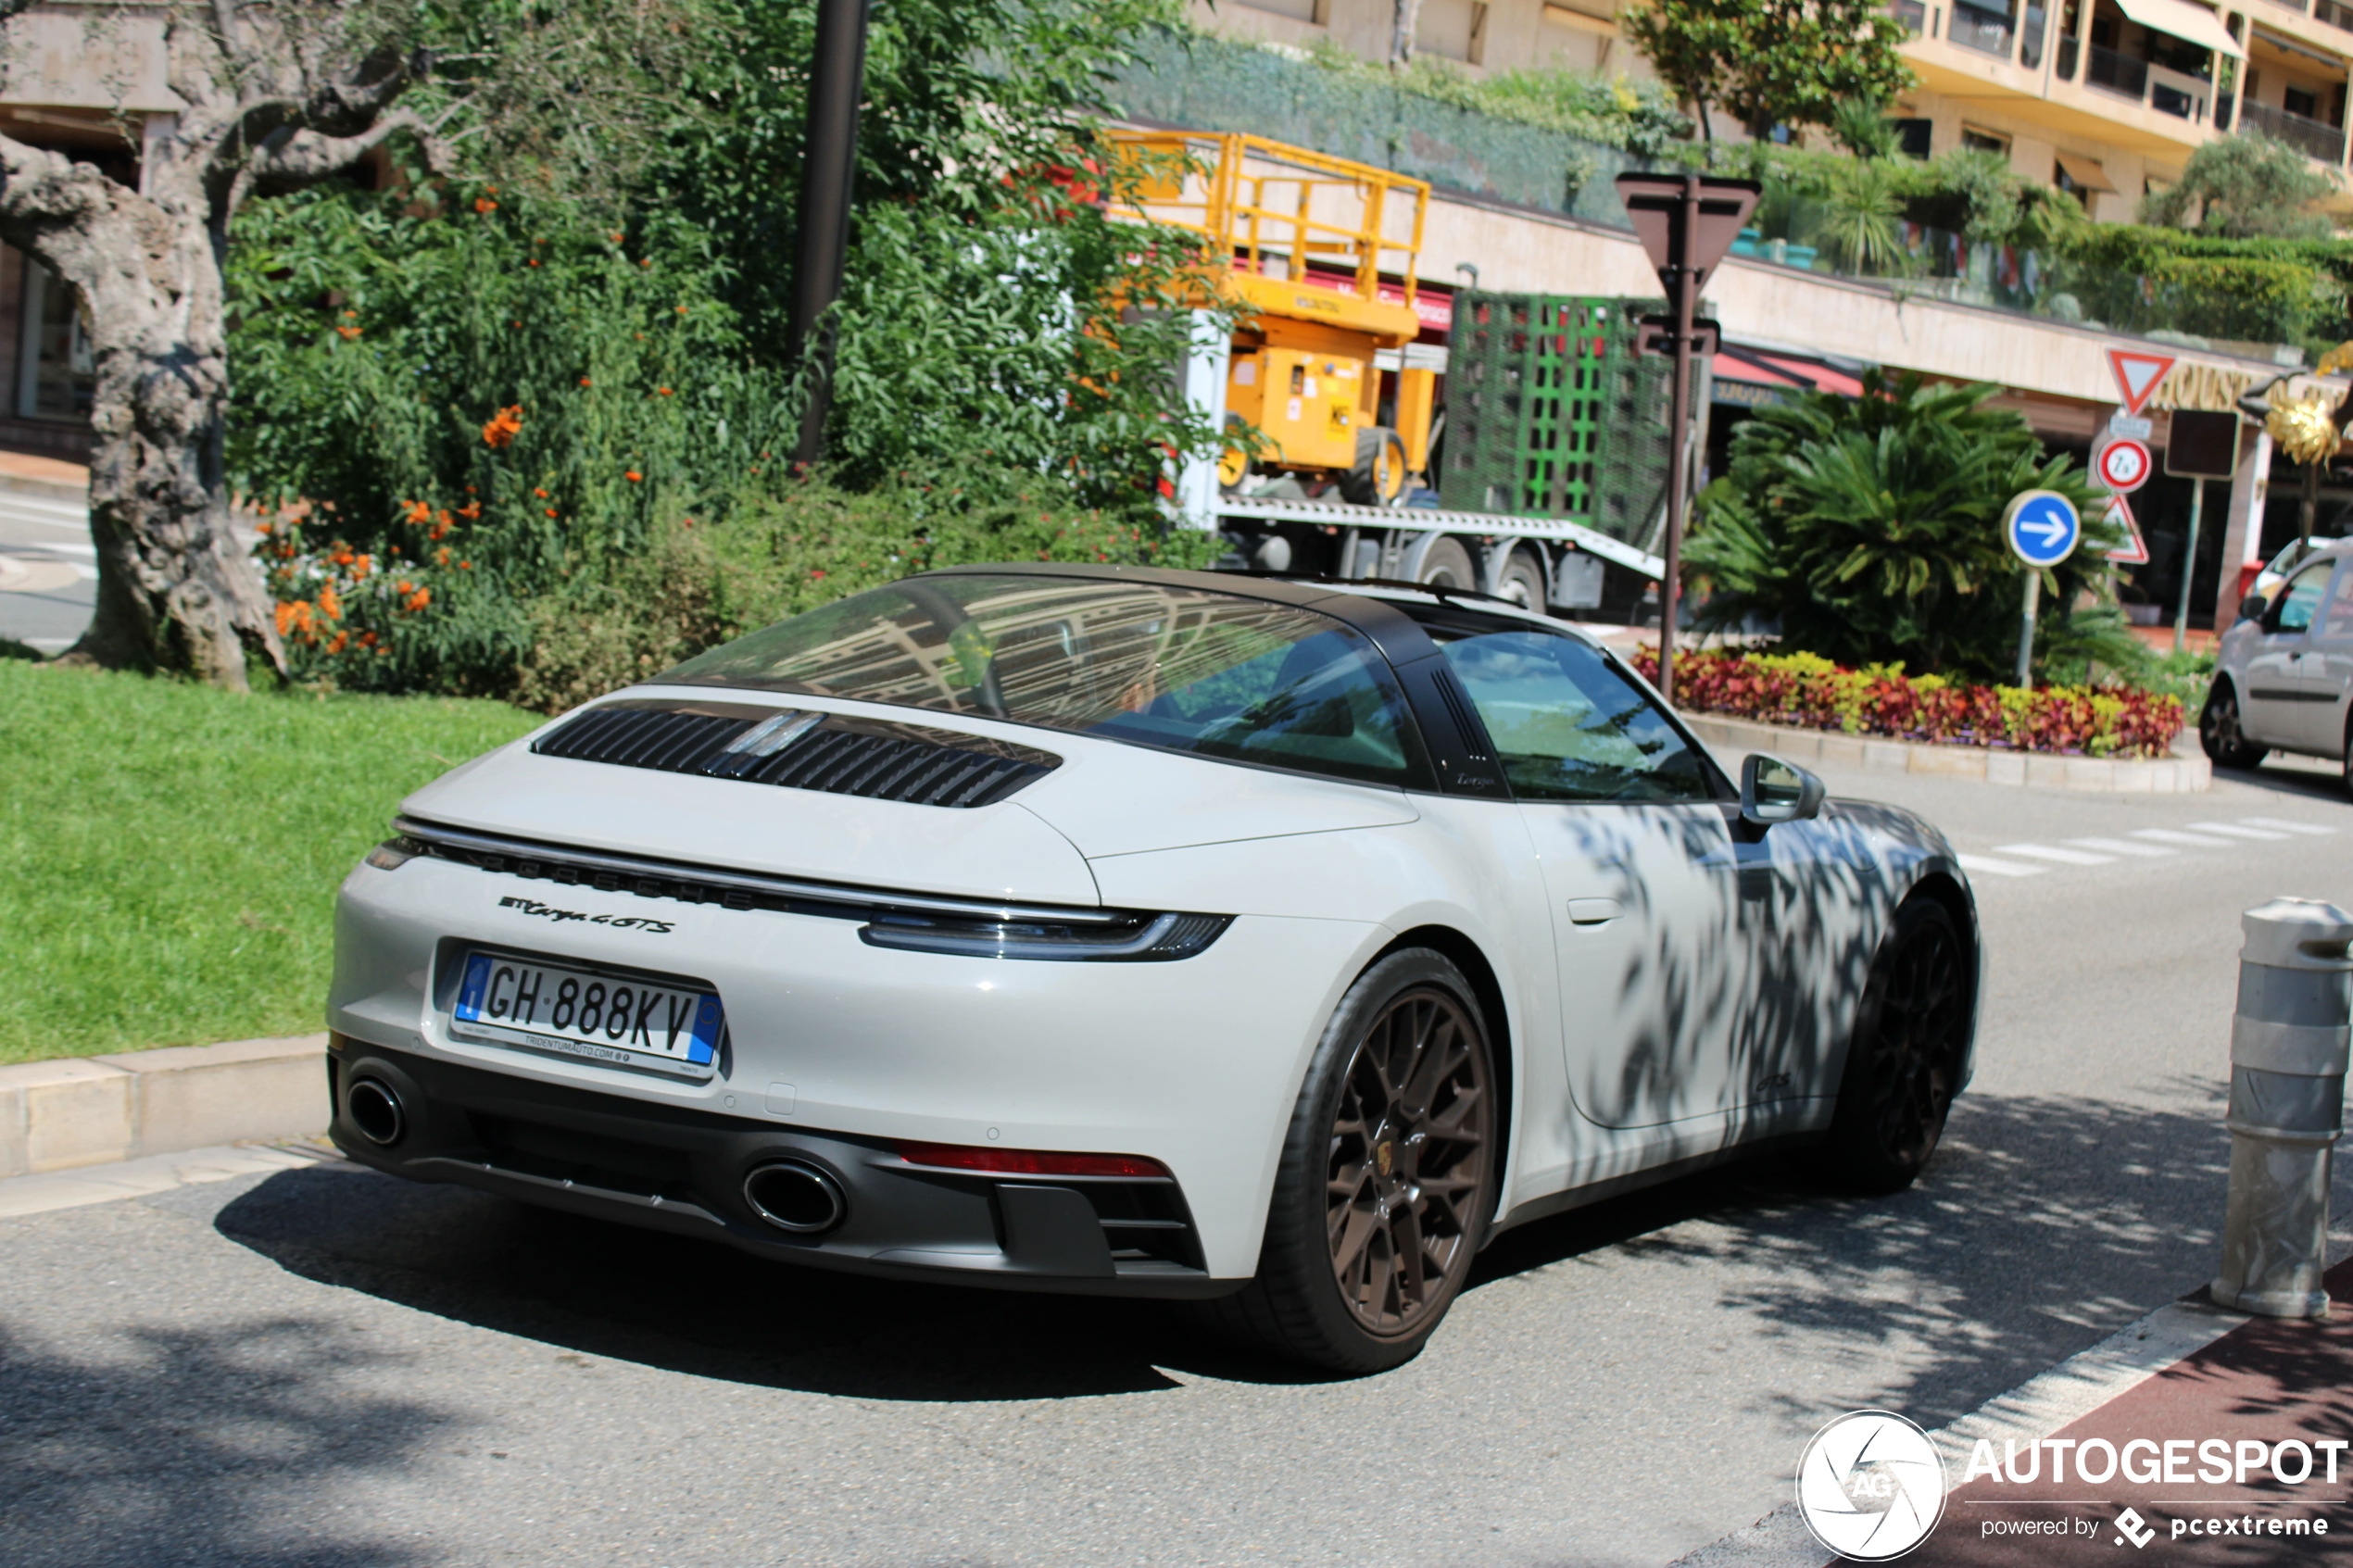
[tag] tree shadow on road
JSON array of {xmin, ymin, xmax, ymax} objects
[
  {"xmin": 1467, "ymin": 1081, "xmax": 2353, "ymax": 1433},
  {"xmin": 210, "ymin": 1081, "xmax": 2337, "ymax": 1418},
  {"xmin": 0, "ymin": 1316, "xmax": 448, "ymax": 1568}
]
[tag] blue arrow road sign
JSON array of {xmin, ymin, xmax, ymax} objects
[{"xmin": 2004, "ymin": 490, "xmax": 2081, "ymax": 568}]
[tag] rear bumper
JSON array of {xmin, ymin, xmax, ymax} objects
[{"xmin": 326, "ymin": 1037, "xmax": 1239, "ymax": 1298}]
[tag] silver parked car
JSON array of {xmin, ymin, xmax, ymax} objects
[{"xmin": 2203, "ymin": 537, "xmax": 2353, "ymax": 791}]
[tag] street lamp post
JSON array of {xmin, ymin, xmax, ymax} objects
[{"xmin": 788, "ymin": 0, "xmax": 873, "ymax": 469}]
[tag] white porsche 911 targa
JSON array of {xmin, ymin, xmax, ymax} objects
[{"xmin": 328, "ymin": 564, "xmax": 1981, "ymax": 1372}]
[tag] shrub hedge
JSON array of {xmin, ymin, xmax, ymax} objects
[{"xmin": 1635, "ymin": 648, "xmax": 2185, "ymax": 759}]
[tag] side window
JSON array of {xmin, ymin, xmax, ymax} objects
[
  {"xmin": 1435, "ymin": 630, "xmax": 1715, "ymax": 803},
  {"xmin": 2274, "ymin": 564, "xmax": 2333, "ymax": 634},
  {"xmin": 2321, "ymin": 567, "xmax": 2353, "ymax": 640}
]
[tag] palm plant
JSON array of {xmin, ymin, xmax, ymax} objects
[
  {"xmin": 1817, "ymin": 156, "xmax": 1908, "ymax": 275},
  {"xmin": 1685, "ymin": 370, "xmax": 2138, "ymax": 681}
]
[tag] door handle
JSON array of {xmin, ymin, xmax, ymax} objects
[{"xmin": 1567, "ymin": 897, "xmax": 1622, "ymax": 926}]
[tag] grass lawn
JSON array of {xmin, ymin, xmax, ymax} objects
[{"xmin": 0, "ymin": 660, "xmax": 538, "ymax": 1064}]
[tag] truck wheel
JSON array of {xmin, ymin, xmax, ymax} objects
[
  {"xmin": 1494, "ymin": 548, "xmax": 1547, "ymax": 611},
  {"xmin": 1340, "ymin": 427, "xmax": 1408, "ymax": 506},
  {"xmin": 2199, "ymin": 681, "xmax": 2266, "ymax": 769},
  {"xmin": 1415, "ymin": 537, "xmax": 1476, "ymax": 589}
]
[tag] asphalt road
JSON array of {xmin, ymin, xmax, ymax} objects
[
  {"xmin": 0, "ymin": 486, "xmax": 94, "ymax": 653},
  {"xmin": 5, "ymin": 751, "xmax": 2352, "ymax": 1568}
]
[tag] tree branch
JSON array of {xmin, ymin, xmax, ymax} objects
[{"xmin": 239, "ymin": 105, "xmax": 443, "ymax": 204}]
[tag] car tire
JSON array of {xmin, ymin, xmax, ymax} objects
[
  {"xmin": 1816, "ymin": 897, "xmax": 1969, "ymax": 1196},
  {"xmin": 1415, "ymin": 536, "xmax": 1478, "ymax": 590},
  {"xmin": 1207, "ymin": 947, "xmax": 1497, "ymax": 1374},
  {"xmin": 2199, "ymin": 681, "xmax": 2267, "ymax": 769},
  {"xmin": 2342, "ymin": 721, "xmax": 2353, "ymax": 800},
  {"xmin": 1494, "ymin": 548, "xmax": 1548, "ymax": 612}
]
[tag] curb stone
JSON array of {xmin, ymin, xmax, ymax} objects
[
  {"xmin": 1668, "ymin": 1295, "xmax": 2252, "ymax": 1567},
  {"xmin": 0, "ymin": 1033, "xmax": 327, "ymax": 1177},
  {"xmin": 1684, "ymin": 714, "xmax": 2212, "ymax": 794}
]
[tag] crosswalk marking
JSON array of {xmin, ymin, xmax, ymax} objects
[
  {"xmin": 2066, "ymin": 835, "xmax": 2176, "ymax": 857},
  {"xmin": 2131, "ymin": 827, "xmax": 2240, "ymax": 848},
  {"xmin": 1957, "ymin": 853, "xmax": 2047, "ymax": 878},
  {"xmin": 1966, "ymin": 815, "xmax": 2339, "ymax": 887},
  {"xmin": 1996, "ymin": 843, "xmax": 2116, "ymax": 866}
]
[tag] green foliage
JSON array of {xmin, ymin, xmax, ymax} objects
[
  {"xmin": 2053, "ymin": 225, "xmax": 2352, "ymax": 350},
  {"xmin": 1283, "ymin": 36, "xmax": 1690, "ymax": 154},
  {"xmin": 511, "ymin": 473, "xmax": 1222, "ymax": 714},
  {"xmin": 227, "ymin": 0, "xmax": 1227, "ymax": 697},
  {"xmin": 1620, "ymin": 0, "xmax": 1913, "ymax": 140},
  {"xmin": 1685, "ymin": 370, "xmax": 2139, "ymax": 682},
  {"xmin": 1816, "ymin": 156, "xmax": 1906, "ymax": 274},
  {"xmin": 2141, "ymin": 133, "xmax": 2337, "ymax": 240},
  {"xmin": 0, "ymin": 660, "xmax": 535, "ymax": 1060},
  {"xmin": 1829, "ymin": 95, "xmax": 1899, "ymax": 159}
]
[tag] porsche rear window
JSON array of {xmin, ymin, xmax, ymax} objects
[{"xmin": 661, "ymin": 575, "xmax": 1431, "ymax": 788}]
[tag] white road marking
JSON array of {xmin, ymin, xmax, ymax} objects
[
  {"xmin": 2188, "ymin": 822, "xmax": 2292, "ymax": 841},
  {"xmin": 1957, "ymin": 854, "xmax": 2047, "ymax": 878},
  {"xmin": 2131, "ymin": 828, "xmax": 2240, "ymax": 848},
  {"xmin": 1995, "ymin": 843, "xmax": 2115, "ymax": 866},
  {"xmin": 2239, "ymin": 817, "xmax": 2339, "ymax": 836},
  {"xmin": 13, "ymin": 538, "xmax": 94, "ymax": 556},
  {"xmin": 2067, "ymin": 836, "xmax": 2176, "ymax": 857}
]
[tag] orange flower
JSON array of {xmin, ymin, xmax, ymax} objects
[
  {"xmin": 396, "ymin": 580, "xmax": 413, "ymax": 596},
  {"xmin": 256, "ymin": 521, "xmax": 272, "ymax": 536},
  {"xmin": 656, "ymin": 387, "xmax": 673, "ymax": 397},
  {"xmin": 435, "ymin": 547, "xmax": 450, "ymax": 565},
  {"xmin": 526, "ymin": 259, "xmax": 539, "ymax": 269},
  {"xmin": 624, "ymin": 470, "xmax": 642, "ymax": 483},
  {"xmin": 359, "ymin": 631, "xmax": 379, "ymax": 648},
  {"xmin": 610, "ymin": 232, "xmax": 623, "ymax": 243},
  {"xmin": 544, "ymin": 507, "xmax": 559, "ymax": 518},
  {"xmin": 403, "ymin": 499, "xmax": 431, "ymax": 525},
  {"xmin": 674, "ymin": 306, "xmax": 687, "ymax": 315},
  {"xmin": 534, "ymin": 487, "xmax": 549, "ymax": 498},
  {"xmin": 274, "ymin": 600, "xmax": 312, "ymax": 638},
  {"xmin": 475, "ymin": 197, "xmax": 497, "ymax": 214},
  {"xmin": 456, "ymin": 501, "xmax": 482, "ymax": 521},
  {"xmin": 352, "ymin": 554, "xmax": 372, "ymax": 578},
  {"xmin": 482, "ymin": 405, "xmax": 523, "ymax": 447},
  {"xmin": 638, "ymin": 258, "xmax": 651, "ymax": 269},
  {"xmin": 578, "ymin": 377, "xmax": 592, "ymax": 388},
  {"xmin": 459, "ymin": 559, "xmax": 472, "ymax": 570},
  {"xmin": 318, "ymin": 584, "xmax": 343, "ymax": 621},
  {"xmin": 326, "ymin": 631, "xmax": 348, "ymax": 654},
  {"xmin": 405, "ymin": 587, "xmax": 431, "ymax": 612},
  {"xmin": 331, "ymin": 548, "xmax": 354, "ymax": 566},
  {"xmin": 336, "ymin": 325, "xmax": 362, "ymax": 340}
]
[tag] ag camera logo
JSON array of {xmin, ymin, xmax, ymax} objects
[{"xmin": 1796, "ymin": 1410, "xmax": 1947, "ymax": 1561}]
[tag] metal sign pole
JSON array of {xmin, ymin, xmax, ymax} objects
[
  {"xmin": 788, "ymin": 0, "xmax": 873, "ymax": 468},
  {"xmin": 2173, "ymin": 476, "xmax": 2204, "ymax": 655},
  {"xmin": 1658, "ymin": 175, "xmax": 1698, "ymax": 705},
  {"xmin": 2016, "ymin": 570, "xmax": 2040, "ymax": 690}
]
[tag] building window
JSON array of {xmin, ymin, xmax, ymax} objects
[
  {"xmin": 2284, "ymin": 83, "xmax": 2318, "ymax": 118},
  {"xmin": 1960, "ymin": 125, "xmax": 2011, "ymax": 153},
  {"xmin": 17, "ymin": 261, "xmax": 93, "ymax": 423},
  {"xmin": 1893, "ymin": 117, "xmax": 1934, "ymax": 156}
]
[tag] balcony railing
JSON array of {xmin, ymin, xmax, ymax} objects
[
  {"xmin": 2084, "ymin": 42, "xmax": 2149, "ymax": 98},
  {"xmin": 1890, "ymin": 0, "xmax": 1928, "ymax": 34},
  {"xmin": 1949, "ymin": 0, "xmax": 2018, "ymax": 56},
  {"xmin": 2241, "ymin": 97, "xmax": 2347, "ymax": 161}
]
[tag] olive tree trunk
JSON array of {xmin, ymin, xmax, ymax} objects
[{"xmin": 0, "ymin": 1, "xmax": 440, "ymax": 688}]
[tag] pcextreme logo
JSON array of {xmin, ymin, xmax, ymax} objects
[{"xmin": 1795, "ymin": 1412, "xmax": 2347, "ymax": 1560}]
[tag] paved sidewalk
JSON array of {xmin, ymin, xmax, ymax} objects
[{"xmin": 1686, "ymin": 1258, "xmax": 2353, "ymax": 1565}]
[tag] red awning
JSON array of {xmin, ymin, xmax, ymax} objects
[{"xmin": 1712, "ymin": 346, "xmax": 1864, "ymax": 398}]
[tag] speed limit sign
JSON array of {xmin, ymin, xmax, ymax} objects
[{"xmin": 2095, "ymin": 436, "xmax": 2152, "ymax": 494}]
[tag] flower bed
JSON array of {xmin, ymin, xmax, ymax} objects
[{"xmin": 1632, "ymin": 649, "xmax": 2185, "ymax": 759}]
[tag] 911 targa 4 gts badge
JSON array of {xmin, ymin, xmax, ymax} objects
[{"xmin": 497, "ymin": 895, "xmax": 674, "ymax": 934}]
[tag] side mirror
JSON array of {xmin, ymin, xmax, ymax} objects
[
  {"xmin": 1741, "ymin": 753, "xmax": 1826, "ymax": 826},
  {"xmin": 2238, "ymin": 593, "xmax": 2270, "ymax": 625}
]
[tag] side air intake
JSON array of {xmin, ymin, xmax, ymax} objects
[{"xmin": 532, "ymin": 700, "xmax": 1058, "ymax": 808}]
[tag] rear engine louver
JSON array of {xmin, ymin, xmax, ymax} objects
[{"xmin": 533, "ymin": 700, "xmax": 1058, "ymax": 808}]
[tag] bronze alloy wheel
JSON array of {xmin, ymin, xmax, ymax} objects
[
  {"xmin": 1819, "ymin": 897, "xmax": 1969, "ymax": 1193},
  {"xmin": 1203, "ymin": 948, "xmax": 1498, "ymax": 1374},
  {"xmin": 1324, "ymin": 985, "xmax": 1492, "ymax": 1338}
]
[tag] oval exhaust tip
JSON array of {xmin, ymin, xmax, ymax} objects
[
  {"xmin": 743, "ymin": 1160, "xmax": 846, "ymax": 1235},
  {"xmin": 347, "ymin": 1076, "xmax": 406, "ymax": 1147}
]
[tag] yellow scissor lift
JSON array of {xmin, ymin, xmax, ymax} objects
[{"xmin": 1110, "ymin": 132, "xmax": 1437, "ymax": 507}]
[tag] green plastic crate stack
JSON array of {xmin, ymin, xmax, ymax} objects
[{"xmin": 1440, "ymin": 293, "xmax": 1693, "ymax": 547}]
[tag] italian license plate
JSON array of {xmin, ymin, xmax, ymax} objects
[{"xmin": 450, "ymin": 951, "xmax": 724, "ymax": 1078}]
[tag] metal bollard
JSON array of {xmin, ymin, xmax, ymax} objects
[{"xmin": 2212, "ymin": 897, "xmax": 2353, "ymax": 1319}]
